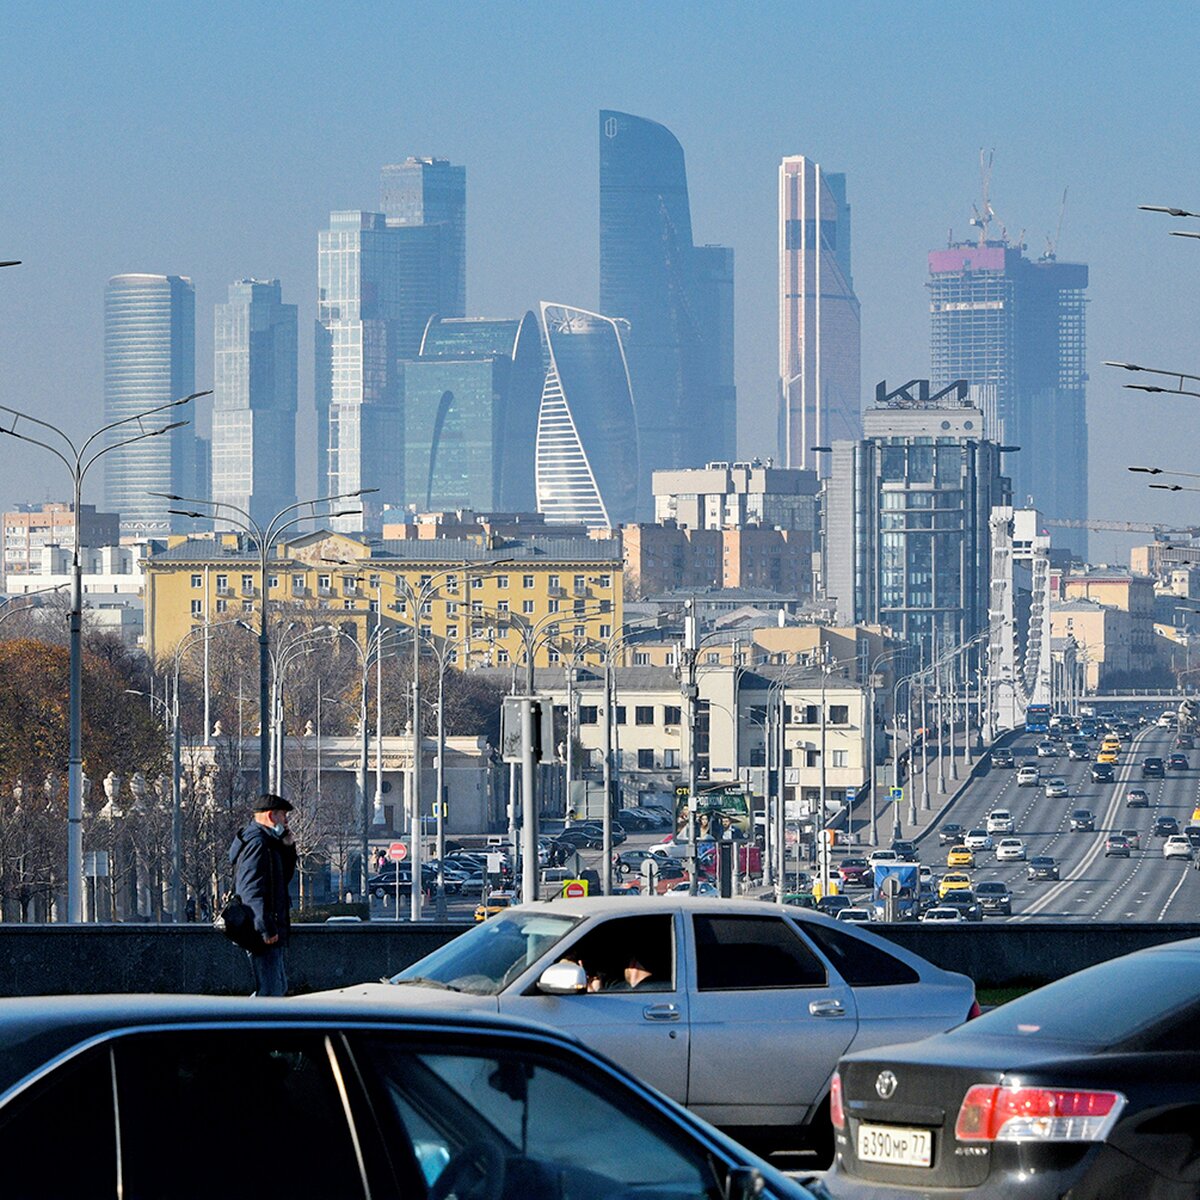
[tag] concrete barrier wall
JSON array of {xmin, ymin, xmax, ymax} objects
[{"xmin": 0, "ymin": 920, "xmax": 1197, "ymax": 997}]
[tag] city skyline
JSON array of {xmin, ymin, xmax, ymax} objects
[{"xmin": 2, "ymin": 4, "xmax": 1198, "ymax": 561}]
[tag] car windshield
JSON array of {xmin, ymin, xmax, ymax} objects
[
  {"xmin": 1030, "ymin": 857, "xmax": 1054, "ymax": 866},
  {"xmin": 953, "ymin": 950, "xmax": 1200, "ymax": 1048},
  {"xmin": 390, "ymin": 911, "xmax": 581, "ymax": 995},
  {"xmin": 976, "ymin": 883, "xmax": 1006, "ymax": 894}
]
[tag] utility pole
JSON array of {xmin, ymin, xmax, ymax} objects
[
  {"xmin": 682, "ymin": 603, "xmax": 700, "ymax": 895},
  {"xmin": 601, "ymin": 662, "xmax": 614, "ymax": 895}
]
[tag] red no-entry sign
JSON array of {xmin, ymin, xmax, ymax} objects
[
  {"xmin": 563, "ymin": 880, "xmax": 587, "ymax": 899},
  {"xmin": 387, "ymin": 842, "xmax": 408, "ymax": 862}
]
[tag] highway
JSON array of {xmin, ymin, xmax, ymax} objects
[{"xmin": 914, "ymin": 720, "xmax": 1200, "ymax": 922}]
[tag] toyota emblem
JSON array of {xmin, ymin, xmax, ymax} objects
[{"xmin": 875, "ymin": 1070, "xmax": 898, "ymax": 1099}]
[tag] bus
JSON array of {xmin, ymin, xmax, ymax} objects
[{"xmin": 1025, "ymin": 704, "xmax": 1052, "ymax": 733}]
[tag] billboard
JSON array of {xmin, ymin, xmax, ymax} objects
[{"xmin": 674, "ymin": 784, "xmax": 751, "ymax": 840}]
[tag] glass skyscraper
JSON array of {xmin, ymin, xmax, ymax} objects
[
  {"xmin": 212, "ymin": 279, "xmax": 298, "ymax": 528},
  {"xmin": 381, "ymin": 158, "xmax": 466, "ymax": 318},
  {"xmin": 536, "ymin": 303, "xmax": 639, "ymax": 529},
  {"xmin": 929, "ymin": 241, "xmax": 1088, "ymax": 558},
  {"xmin": 399, "ymin": 313, "xmax": 543, "ymax": 512},
  {"xmin": 778, "ymin": 156, "xmax": 861, "ymax": 473},
  {"xmin": 599, "ymin": 111, "xmax": 734, "ymax": 513},
  {"xmin": 103, "ymin": 273, "xmax": 195, "ymax": 534},
  {"xmin": 316, "ymin": 210, "xmax": 454, "ymax": 529}
]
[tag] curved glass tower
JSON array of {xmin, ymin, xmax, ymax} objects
[
  {"xmin": 536, "ymin": 303, "xmax": 639, "ymax": 528},
  {"xmin": 600, "ymin": 111, "xmax": 733, "ymax": 510},
  {"xmin": 103, "ymin": 274, "xmax": 195, "ymax": 533}
]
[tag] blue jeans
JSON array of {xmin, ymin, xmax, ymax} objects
[{"xmin": 247, "ymin": 943, "xmax": 288, "ymax": 997}]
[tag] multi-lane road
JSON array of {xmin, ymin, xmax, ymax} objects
[{"xmin": 917, "ymin": 723, "xmax": 1200, "ymax": 922}]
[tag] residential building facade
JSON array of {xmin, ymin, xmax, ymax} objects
[
  {"xmin": 103, "ymin": 273, "xmax": 196, "ymax": 533},
  {"xmin": 2, "ymin": 502, "xmax": 120, "ymax": 581}
]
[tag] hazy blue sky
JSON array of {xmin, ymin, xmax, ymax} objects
[{"xmin": 2, "ymin": 1, "xmax": 1199, "ymax": 560}]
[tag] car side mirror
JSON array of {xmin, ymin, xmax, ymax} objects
[{"xmin": 537, "ymin": 961, "xmax": 588, "ymax": 995}]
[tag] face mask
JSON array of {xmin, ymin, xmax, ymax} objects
[{"xmin": 271, "ymin": 822, "xmax": 287, "ymax": 838}]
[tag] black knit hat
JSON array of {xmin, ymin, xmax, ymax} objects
[{"xmin": 253, "ymin": 793, "xmax": 294, "ymax": 813}]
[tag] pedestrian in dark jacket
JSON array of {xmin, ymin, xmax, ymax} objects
[{"xmin": 228, "ymin": 793, "xmax": 297, "ymax": 997}]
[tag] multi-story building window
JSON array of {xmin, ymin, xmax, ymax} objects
[
  {"xmin": 268, "ymin": 575, "xmax": 279, "ymax": 590},
  {"xmin": 633, "ymin": 652, "xmax": 650, "ymax": 666},
  {"xmin": 241, "ymin": 574, "xmax": 254, "ymax": 592},
  {"xmin": 444, "ymin": 575, "xmax": 458, "ymax": 593},
  {"xmin": 496, "ymin": 575, "xmax": 508, "ymax": 589},
  {"xmin": 522, "ymin": 600, "xmax": 535, "ymax": 614},
  {"xmin": 548, "ymin": 648, "xmax": 560, "ymax": 664},
  {"xmin": 191, "ymin": 574, "xmax": 202, "ymax": 588},
  {"xmin": 523, "ymin": 574, "xmax": 535, "ymax": 588},
  {"xmin": 573, "ymin": 600, "xmax": 585, "ymax": 615},
  {"xmin": 291, "ymin": 575, "xmax": 305, "ymax": 595},
  {"xmin": 446, "ymin": 625, "xmax": 458, "ymax": 639},
  {"xmin": 830, "ymin": 749, "xmax": 849, "ymax": 768},
  {"xmin": 615, "ymin": 706, "xmax": 626, "ymax": 725},
  {"xmin": 216, "ymin": 599, "xmax": 228, "ymax": 614},
  {"xmin": 664, "ymin": 749, "xmax": 679, "ymax": 769},
  {"xmin": 637, "ymin": 749, "xmax": 655, "ymax": 770},
  {"xmin": 190, "ymin": 599, "xmax": 202, "ymax": 616},
  {"xmin": 635, "ymin": 706, "xmax": 654, "ymax": 726},
  {"xmin": 368, "ymin": 574, "xmax": 380, "ymax": 589},
  {"xmin": 579, "ymin": 706, "xmax": 598, "ymax": 725},
  {"xmin": 242, "ymin": 601, "xmax": 254, "ymax": 612},
  {"xmin": 599, "ymin": 624, "xmax": 612, "ymax": 639},
  {"xmin": 664, "ymin": 706, "xmax": 681, "ymax": 725},
  {"xmin": 705, "ymin": 651, "xmax": 720, "ymax": 664},
  {"xmin": 599, "ymin": 599, "xmax": 612, "ymax": 613},
  {"xmin": 343, "ymin": 599, "xmax": 355, "ymax": 611},
  {"xmin": 548, "ymin": 599, "xmax": 559, "ymax": 614},
  {"xmin": 421, "ymin": 600, "xmax": 432, "ymax": 616},
  {"xmin": 548, "ymin": 574, "xmax": 560, "ymax": 590},
  {"xmin": 497, "ymin": 649, "xmax": 509, "ymax": 664},
  {"xmin": 598, "ymin": 574, "xmax": 611, "ymax": 588},
  {"xmin": 445, "ymin": 601, "xmax": 458, "ymax": 616},
  {"xmin": 317, "ymin": 574, "xmax": 331, "ymax": 593},
  {"xmin": 829, "ymin": 705, "xmax": 849, "ymax": 725},
  {"xmin": 498, "ymin": 600, "xmax": 509, "ymax": 613},
  {"xmin": 216, "ymin": 574, "xmax": 228, "ymax": 592},
  {"xmin": 471, "ymin": 576, "xmax": 483, "ymax": 589}
]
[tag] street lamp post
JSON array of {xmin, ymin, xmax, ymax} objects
[{"xmin": 0, "ymin": 390, "xmax": 207, "ymax": 921}]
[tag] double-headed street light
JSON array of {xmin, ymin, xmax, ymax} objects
[
  {"xmin": 152, "ymin": 490, "xmax": 377, "ymax": 798},
  {"xmin": 0, "ymin": 390, "xmax": 208, "ymax": 922}
]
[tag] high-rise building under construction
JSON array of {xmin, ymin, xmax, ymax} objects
[{"xmin": 928, "ymin": 240, "xmax": 1088, "ymax": 558}]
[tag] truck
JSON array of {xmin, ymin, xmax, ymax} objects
[{"xmin": 867, "ymin": 862, "xmax": 922, "ymax": 922}]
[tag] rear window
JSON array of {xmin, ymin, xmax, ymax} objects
[
  {"xmin": 800, "ymin": 922, "xmax": 920, "ymax": 987},
  {"xmin": 953, "ymin": 950, "xmax": 1200, "ymax": 1048},
  {"xmin": 976, "ymin": 883, "xmax": 1006, "ymax": 895}
]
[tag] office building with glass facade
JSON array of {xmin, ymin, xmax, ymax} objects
[
  {"xmin": 381, "ymin": 158, "xmax": 466, "ymax": 318},
  {"xmin": 536, "ymin": 303, "xmax": 639, "ymax": 529},
  {"xmin": 599, "ymin": 111, "xmax": 734, "ymax": 513},
  {"xmin": 929, "ymin": 242, "xmax": 1088, "ymax": 557},
  {"xmin": 316, "ymin": 211, "xmax": 453, "ymax": 529},
  {"xmin": 398, "ymin": 313, "xmax": 543, "ymax": 513},
  {"xmin": 822, "ymin": 383, "xmax": 1010, "ymax": 650},
  {"xmin": 103, "ymin": 273, "xmax": 196, "ymax": 534},
  {"xmin": 778, "ymin": 156, "xmax": 861, "ymax": 473},
  {"xmin": 212, "ymin": 280, "xmax": 298, "ymax": 528}
]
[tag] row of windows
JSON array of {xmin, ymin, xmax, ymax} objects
[
  {"xmin": 188, "ymin": 571, "xmax": 614, "ymax": 592},
  {"xmin": 578, "ymin": 705, "xmax": 684, "ymax": 727}
]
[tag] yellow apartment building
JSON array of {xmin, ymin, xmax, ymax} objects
[{"xmin": 144, "ymin": 529, "xmax": 623, "ymax": 670}]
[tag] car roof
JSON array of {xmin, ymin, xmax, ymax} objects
[{"xmin": 0, "ymin": 994, "xmax": 587, "ymax": 1101}]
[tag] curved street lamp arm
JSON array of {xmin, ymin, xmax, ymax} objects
[
  {"xmin": 82, "ymin": 421, "xmax": 189, "ymax": 482},
  {"xmin": 152, "ymin": 492, "xmax": 261, "ymax": 542},
  {"xmin": 264, "ymin": 488, "xmax": 378, "ymax": 547},
  {"xmin": 0, "ymin": 425, "xmax": 77, "ymax": 478},
  {"xmin": 77, "ymin": 390, "xmax": 209, "ymax": 462}
]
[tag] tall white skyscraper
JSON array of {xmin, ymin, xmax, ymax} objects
[
  {"xmin": 103, "ymin": 273, "xmax": 195, "ymax": 533},
  {"xmin": 778, "ymin": 157, "xmax": 860, "ymax": 472},
  {"xmin": 212, "ymin": 280, "xmax": 297, "ymax": 527}
]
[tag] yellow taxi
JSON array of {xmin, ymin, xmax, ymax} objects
[
  {"xmin": 946, "ymin": 844, "xmax": 975, "ymax": 868},
  {"xmin": 1193, "ymin": 806, "xmax": 1200, "ymax": 823},
  {"xmin": 1097, "ymin": 748, "xmax": 1118, "ymax": 765},
  {"xmin": 1101, "ymin": 736, "xmax": 1121, "ymax": 754},
  {"xmin": 939, "ymin": 872, "xmax": 973, "ymax": 899},
  {"xmin": 474, "ymin": 891, "xmax": 515, "ymax": 922}
]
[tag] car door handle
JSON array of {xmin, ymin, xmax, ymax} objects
[
  {"xmin": 809, "ymin": 999, "xmax": 846, "ymax": 1017},
  {"xmin": 643, "ymin": 1003, "xmax": 681, "ymax": 1022}
]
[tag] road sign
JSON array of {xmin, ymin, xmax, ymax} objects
[
  {"xmin": 562, "ymin": 879, "xmax": 588, "ymax": 899},
  {"xmin": 889, "ymin": 787, "xmax": 904, "ymax": 803},
  {"xmin": 387, "ymin": 842, "xmax": 408, "ymax": 862}
]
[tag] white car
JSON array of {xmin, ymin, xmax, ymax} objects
[
  {"xmin": 986, "ymin": 809, "xmax": 1014, "ymax": 834},
  {"xmin": 669, "ymin": 880, "xmax": 718, "ymax": 896},
  {"xmin": 963, "ymin": 829, "xmax": 993, "ymax": 852},
  {"xmin": 1017, "ymin": 765, "xmax": 1040, "ymax": 787},
  {"xmin": 1043, "ymin": 777, "xmax": 1069, "ymax": 799},
  {"xmin": 1163, "ymin": 835, "xmax": 1194, "ymax": 861},
  {"xmin": 921, "ymin": 906, "xmax": 965, "ymax": 923},
  {"xmin": 836, "ymin": 907, "xmax": 873, "ymax": 923},
  {"xmin": 867, "ymin": 848, "xmax": 898, "ymax": 867},
  {"xmin": 917, "ymin": 864, "xmax": 934, "ymax": 885},
  {"xmin": 995, "ymin": 837, "xmax": 1027, "ymax": 862},
  {"xmin": 1035, "ymin": 740, "xmax": 1057, "ymax": 758}
]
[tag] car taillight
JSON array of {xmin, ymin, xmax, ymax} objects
[
  {"xmin": 965, "ymin": 998, "xmax": 982, "ymax": 1021},
  {"xmin": 955, "ymin": 1085, "xmax": 1124, "ymax": 1142},
  {"xmin": 829, "ymin": 1071, "xmax": 845, "ymax": 1129}
]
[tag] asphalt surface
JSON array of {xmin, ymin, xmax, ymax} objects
[{"xmin": 913, "ymin": 722, "xmax": 1200, "ymax": 922}]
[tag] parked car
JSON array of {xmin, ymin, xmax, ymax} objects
[
  {"xmin": 985, "ymin": 809, "xmax": 1014, "ymax": 834},
  {"xmin": 1027, "ymin": 855, "xmax": 1060, "ymax": 881},
  {"xmin": 990, "ymin": 747, "xmax": 1014, "ymax": 768},
  {"xmin": 1125, "ymin": 788, "xmax": 1150, "ymax": 808},
  {"xmin": 1091, "ymin": 761, "xmax": 1115, "ymax": 783},
  {"xmin": 1043, "ymin": 776, "xmax": 1069, "ymax": 799},
  {"xmin": 322, "ymin": 896, "xmax": 977, "ymax": 1153},
  {"xmin": 994, "ymin": 837, "xmax": 1026, "ymax": 862},
  {"xmin": 1069, "ymin": 808, "xmax": 1096, "ymax": 832},
  {"xmin": 937, "ymin": 822, "xmax": 966, "ymax": 846},
  {"xmin": 1142, "ymin": 756, "xmax": 1165, "ymax": 779},
  {"xmin": 827, "ymin": 937, "xmax": 1200, "ymax": 1199},
  {"xmin": 1017, "ymin": 766, "xmax": 1040, "ymax": 787},
  {"xmin": 920, "ymin": 906, "xmax": 964, "ymax": 923},
  {"xmin": 974, "ymin": 880, "xmax": 1012, "ymax": 915},
  {"xmin": 1169, "ymin": 752, "xmax": 1190, "ymax": 771},
  {"xmin": 0, "ymin": 995, "xmax": 825, "ymax": 1200},
  {"xmin": 1154, "ymin": 815, "xmax": 1181, "ymax": 838},
  {"xmin": 1104, "ymin": 834, "xmax": 1131, "ymax": 858},
  {"xmin": 1119, "ymin": 827, "xmax": 1142, "ymax": 851},
  {"xmin": 1163, "ymin": 835, "xmax": 1194, "ymax": 861}
]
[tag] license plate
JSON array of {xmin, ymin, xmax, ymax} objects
[{"xmin": 856, "ymin": 1123, "xmax": 932, "ymax": 1168}]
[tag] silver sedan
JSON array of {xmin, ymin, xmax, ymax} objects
[{"xmin": 320, "ymin": 896, "xmax": 977, "ymax": 1149}]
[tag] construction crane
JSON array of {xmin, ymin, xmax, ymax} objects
[
  {"xmin": 970, "ymin": 149, "xmax": 997, "ymax": 247},
  {"xmin": 1041, "ymin": 188, "xmax": 1068, "ymax": 262},
  {"xmin": 1046, "ymin": 517, "xmax": 1200, "ymax": 540}
]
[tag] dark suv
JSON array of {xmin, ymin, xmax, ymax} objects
[
  {"xmin": 1027, "ymin": 856, "xmax": 1060, "ymax": 881},
  {"xmin": 1070, "ymin": 809, "xmax": 1096, "ymax": 832},
  {"xmin": 991, "ymin": 748, "xmax": 1014, "ymax": 768},
  {"xmin": 1091, "ymin": 762, "xmax": 1115, "ymax": 783},
  {"xmin": 975, "ymin": 880, "xmax": 1013, "ymax": 915},
  {"xmin": 1143, "ymin": 756, "xmax": 1165, "ymax": 779}
]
